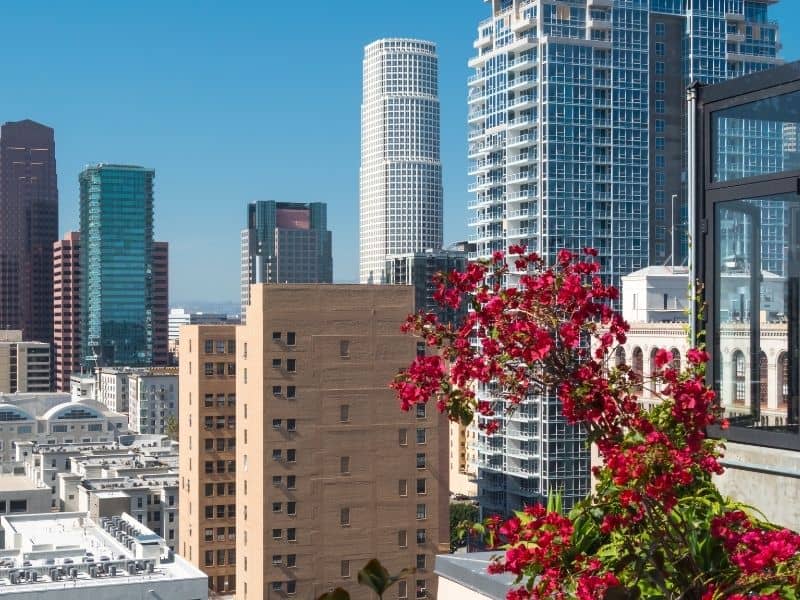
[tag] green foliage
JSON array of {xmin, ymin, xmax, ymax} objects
[
  {"xmin": 450, "ymin": 502, "xmax": 479, "ymax": 552},
  {"xmin": 165, "ymin": 415, "xmax": 179, "ymax": 441},
  {"xmin": 317, "ymin": 559, "xmax": 415, "ymax": 600}
]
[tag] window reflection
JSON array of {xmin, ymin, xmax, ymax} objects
[{"xmin": 715, "ymin": 194, "xmax": 799, "ymax": 431}]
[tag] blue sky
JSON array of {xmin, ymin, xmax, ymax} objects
[{"xmin": 3, "ymin": 1, "xmax": 798, "ymax": 304}]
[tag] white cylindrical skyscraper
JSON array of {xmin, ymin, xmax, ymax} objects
[{"xmin": 359, "ymin": 38, "xmax": 443, "ymax": 284}]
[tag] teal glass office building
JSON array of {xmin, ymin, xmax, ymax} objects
[
  {"xmin": 468, "ymin": 0, "xmax": 782, "ymax": 516},
  {"xmin": 79, "ymin": 164, "xmax": 155, "ymax": 367}
]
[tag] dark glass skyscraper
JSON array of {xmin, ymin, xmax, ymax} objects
[
  {"xmin": 240, "ymin": 201, "xmax": 332, "ymax": 321},
  {"xmin": 0, "ymin": 120, "xmax": 58, "ymax": 344},
  {"xmin": 79, "ymin": 164, "xmax": 155, "ymax": 367}
]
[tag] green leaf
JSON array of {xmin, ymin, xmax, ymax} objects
[{"xmin": 357, "ymin": 559, "xmax": 391, "ymax": 594}]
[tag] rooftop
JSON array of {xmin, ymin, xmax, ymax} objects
[
  {"xmin": 0, "ymin": 512, "xmax": 204, "ymax": 592},
  {"xmin": 435, "ymin": 552, "xmax": 515, "ymax": 600},
  {"xmin": 0, "ymin": 475, "xmax": 46, "ymax": 493}
]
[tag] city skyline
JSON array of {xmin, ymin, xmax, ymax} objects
[{"xmin": 1, "ymin": 0, "xmax": 798, "ymax": 306}]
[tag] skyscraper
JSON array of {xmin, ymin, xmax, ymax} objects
[
  {"xmin": 53, "ymin": 231, "xmax": 81, "ymax": 392},
  {"xmin": 153, "ymin": 241, "xmax": 169, "ymax": 366},
  {"xmin": 467, "ymin": 0, "xmax": 782, "ymax": 516},
  {"xmin": 0, "ymin": 120, "xmax": 58, "ymax": 344},
  {"xmin": 360, "ymin": 39, "xmax": 443, "ymax": 284},
  {"xmin": 648, "ymin": 0, "xmax": 782, "ymax": 266},
  {"xmin": 240, "ymin": 201, "xmax": 332, "ymax": 322},
  {"xmin": 79, "ymin": 164, "xmax": 155, "ymax": 368}
]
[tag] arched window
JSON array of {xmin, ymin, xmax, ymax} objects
[
  {"xmin": 670, "ymin": 348, "xmax": 681, "ymax": 371},
  {"xmin": 779, "ymin": 353, "xmax": 789, "ymax": 406},
  {"xmin": 632, "ymin": 347, "xmax": 643, "ymax": 391},
  {"xmin": 614, "ymin": 346, "xmax": 626, "ymax": 368},
  {"xmin": 758, "ymin": 351, "xmax": 768, "ymax": 407},
  {"xmin": 649, "ymin": 348, "xmax": 659, "ymax": 376},
  {"xmin": 732, "ymin": 351, "xmax": 746, "ymax": 405}
]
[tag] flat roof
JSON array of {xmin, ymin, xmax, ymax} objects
[
  {"xmin": 0, "ymin": 475, "xmax": 46, "ymax": 493},
  {"xmin": 435, "ymin": 552, "xmax": 515, "ymax": 600},
  {"xmin": 0, "ymin": 512, "xmax": 205, "ymax": 591}
]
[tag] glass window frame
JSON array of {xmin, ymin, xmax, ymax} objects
[{"xmin": 694, "ymin": 65, "xmax": 800, "ymax": 451}]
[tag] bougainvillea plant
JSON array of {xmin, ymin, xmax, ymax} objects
[{"xmin": 391, "ymin": 246, "xmax": 800, "ymax": 600}]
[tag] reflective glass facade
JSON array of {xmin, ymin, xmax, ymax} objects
[
  {"xmin": 694, "ymin": 62, "xmax": 800, "ymax": 450},
  {"xmin": 469, "ymin": 0, "xmax": 783, "ymax": 515},
  {"xmin": 79, "ymin": 165, "xmax": 155, "ymax": 367}
]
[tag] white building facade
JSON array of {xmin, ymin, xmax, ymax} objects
[{"xmin": 359, "ymin": 38, "xmax": 443, "ymax": 284}]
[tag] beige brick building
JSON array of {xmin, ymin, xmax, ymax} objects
[
  {"xmin": 237, "ymin": 284, "xmax": 449, "ymax": 600},
  {"xmin": 0, "ymin": 330, "xmax": 50, "ymax": 393},
  {"xmin": 179, "ymin": 324, "xmax": 238, "ymax": 596}
]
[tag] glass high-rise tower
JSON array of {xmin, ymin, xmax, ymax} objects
[
  {"xmin": 360, "ymin": 39, "xmax": 443, "ymax": 284},
  {"xmin": 79, "ymin": 164, "xmax": 155, "ymax": 368},
  {"xmin": 468, "ymin": 0, "xmax": 782, "ymax": 516}
]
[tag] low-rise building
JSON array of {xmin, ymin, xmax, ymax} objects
[
  {"xmin": 0, "ymin": 474, "xmax": 51, "ymax": 520},
  {"xmin": 0, "ymin": 511, "xmax": 207, "ymax": 599},
  {"xmin": 96, "ymin": 367, "xmax": 178, "ymax": 435},
  {"xmin": 0, "ymin": 394, "xmax": 127, "ymax": 463},
  {"xmin": 435, "ymin": 553, "xmax": 513, "ymax": 600},
  {"xmin": 15, "ymin": 436, "xmax": 179, "ymax": 549},
  {"xmin": 0, "ymin": 331, "xmax": 50, "ymax": 393}
]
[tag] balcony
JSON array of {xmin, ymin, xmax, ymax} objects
[
  {"xmin": 588, "ymin": 0, "xmax": 612, "ymax": 6},
  {"xmin": 508, "ymin": 34, "xmax": 536, "ymax": 52},
  {"xmin": 507, "ymin": 115, "xmax": 534, "ymax": 130},
  {"xmin": 508, "ymin": 75, "xmax": 535, "ymax": 91},
  {"xmin": 509, "ymin": 94, "xmax": 536, "ymax": 110},
  {"xmin": 509, "ymin": 55, "xmax": 534, "ymax": 72}
]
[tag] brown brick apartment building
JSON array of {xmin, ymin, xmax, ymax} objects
[{"xmin": 236, "ymin": 284, "xmax": 448, "ymax": 600}]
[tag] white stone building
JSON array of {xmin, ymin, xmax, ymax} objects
[{"xmin": 0, "ymin": 511, "xmax": 206, "ymax": 599}]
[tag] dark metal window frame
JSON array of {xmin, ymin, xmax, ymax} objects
[{"xmin": 693, "ymin": 62, "xmax": 800, "ymax": 451}]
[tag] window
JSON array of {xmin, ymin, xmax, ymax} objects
[
  {"xmin": 287, "ymin": 332, "xmax": 296, "ymax": 346},
  {"xmin": 272, "ymin": 582, "xmax": 283, "ymax": 592},
  {"xmin": 216, "ymin": 362, "xmax": 225, "ymax": 376},
  {"xmin": 399, "ymin": 428, "xmax": 408, "ymax": 446},
  {"xmin": 205, "ymin": 551, "xmax": 213, "ymax": 566},
  {"xmin": 655, "ymin": 42, "xmax": 665, "ymax": 56},
  {"xmin": 205, "ymin": 506, "xmax": 214, "ymax": 519},
  {"xmin": 340, "ymin": 507, "xmax": 350, "ymax": 526},
  {"xmin": 655, "ymin": 22, "xmax": 665, "ymax": 36},
  {"xmin": 272, "ymin": 502, "xmax": 282, "ymax": 513},
  {"xmin": 286, "ymin": 553, "xmax": 296, "ymax": 568},
  {"xmin": 340, "ymin": 340, "xmax": 350, "ymax": 358},
  {"xmin": 655, "ymin": 119, "xmax": 665, "ymax": 133},
  {"xmin": 655, "ymin": 61, "xmax": 665, "ymax": 74},
  {"xmin": 287, "ymin": 527, "xmax": 296, "ymax": 542},
  {"xmin": 286, "ymin": 359, "xmax": 296, "ymax": 373},
  {"xmin": 416, "ymin": 478, "xmax": 426, "ymax": 495},
  {"xmin": 287, "ymin": 386, "xmax": 296, "ymax": 399},
  {"xmin": 415, "ymin": 403, "xmax": 426, "ymax": 419},
  {"xmin": 204, "ymin": 340, "xmax": 214, "ymax": 354},
  {"xmin": 340, "ymin": 456, "xmax": 350, "ymax": 474},
  {"xmin": 272, "ymin": 555, "xmax": 282, "ymax": 566},
  {"xmin": 228, "ymin": 340, "xmax": 236, "ymax": 354},
  {"xmin": 398, "ymin": 530, "xmax": 408, "ymax": 548},
  {"xmin": 398, "ymin": 581, "xmax": 408, "ymax": 599},
  {"xmin": 655, "ymin": 136, "xmax": 665, "ymax": 150},
  {"xmin": 287, "ymin": 475, "xmax": 296, "ymax": 489},
  {"xmin": 287, "ymin": 580, "xmax": 296, "ymax": 595},
  {"xmin": 287, "ymin": 419, "xmax": 296, "ymax": 432},
  {"xmin": 272, "ymin": 358, "xmax": 281, "ymax": 369},
  {"xmin": 204, "ymin": 528, "xmax": 213, "ymax": 542},
  {"xmin": 416, "ymin": 453, "xmax": 426, "ymax": 469},
  {"xmin": 399, "ymin": 479, "xmax": 408, "ymax": 497},
  {"xmin": 204, "ymin": 394, "xmax": 214, "ymax": 407},
  {"xmin": 416, "ymin": 428, "xmax": 426, "ymax": 444},
  {"xmin": 205, "ymin": 483, "xmax": 213, "ymax": 496},
  {"xmin": 205, "ymin": 439, "xmax": 214, "ymax": 451},
  {"xmin": 287, "ymin": 449, "xmax": 296, "ymax": 462},
  {"xmin": 655, "ymin": 100, "xmax": 665, "ymax": 114},
  {"xmin": 273, "ymin": 419, "xmax": 282, "ymax": 430},
  {"xmin": 416, "ymin": 529, "xmax": 426, "ymax": 544},
  {"xmin": 205, "ymin": 461, "xmax": 213, "ymax": 474},
  {"xmin": 340, "ymin": 404, "xmax": 350, "ymax": 422},
  {"xmin": 272, "ymin": 331, "xmax": 281, "ymax": 341},
  {"xmin": 204, "ymin": 363, "xmax": 214, "ymax": 376},
  {"xmin": 227, "ymin": 363, "xmax": 235, "ymax": 376},
  {"xmin": 416, "ymin": 555, "xmax": 426, "ymax": 570},
  {"xmin": 272, "ymin": 528, "xmax": 282, "ymax": 540},
  {"xmin": 287, "ymin": 501, "xmax": 296, "ymax": 516},
  {"xmin": 416, "ymin": 504, "xmax": 426, "ymax": 520},
  {"xmin": 272, "ymin": 475, "xmax": 282, "ymax": 487},
  {"xmin": 272, "ymin": 386, "xmax": 282, "ymax": 396},
  {"xmin": 655, "ymin": 80, "xmax": 665, "ymax": 94},
  {"xmin": 273, "ymin": 449, "xmax": 282, "ymax": 461}
]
